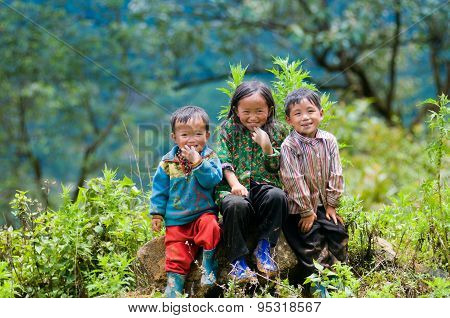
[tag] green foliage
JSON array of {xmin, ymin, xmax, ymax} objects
[
  {"xmin": 419, "ymin": 94, "xmax": 449, "ymax": 266},
  {"xmin": 0, "ymin": 0, "xmax": 171, "ymax": 216},
  {"xmin": 217, "ymin": 63, "xmax": 248, "ymax": 121},
  {"xmin": 216, "ymin": 57, "xmax": 336, "ymax": 128},
  {"xmin": 423, "ymin": 277, "xmax": 450, "ymax": 298},
  {"xmin": 221, "ymin": 277, "xmax": 303, "ymax": 298},
  {"xmin": 304, "ymin": 261, "xmax": 359, "ymax": 298},
  {"xmin": 222, "ymin": 279, "xmax": 248, "ymax": 298},
  {"xmin": 360, "ymin": 269, "xmax": 429, "ymax": 298},
  {"xmin": 86, "ymin": 253, "xmax": 135, "ymax": 297},
  {"xmin": 10, "ymin": 191, "xmax": 40, "ymax": 231},
  {"xmin": 274, "ymin": 278, "xmax": 303, "ymax": 298},
  {"xmin": 268, "ymin": 56, "xmax": 326, "ymax": 124},
  {"xmin": 217, "ymin": 63, "xmax": 248, "ymax": 99},
  {"xmin": 365, "ymin": 282, "xmax": 400, "ymax": 298},
  {"xmin": 328, "ymin": 99, "xmax": 430, "ymax": 206},
  {"xmin": 268, "ymin": 57, "xmax": 315, "ymax": 109},
  {"xmin": 0, "ymin": 167, "xmax": 153, "ymax": 297},
  {"xmin": 338, "ymin": 196, "xmax": 385, "ymax": 265},
  {"xmin": 0, "ymin": 261, "xmax": 14, "ymax": 298}
]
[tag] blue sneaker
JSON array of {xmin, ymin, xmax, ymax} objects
[
  {"xmin": 201, "ymin": 248, "xmax": 218, "ymax": 286},
  {"xmin": 229, "ymin": 257, "xmax": 257, "ymax": 283},
  {"xmin": 253, "ymin": 239, "xmax": 278, "ymax": 277},
  {"xmin": 165, "ymin": 272, "xmax": 185, "ymax": 298}
]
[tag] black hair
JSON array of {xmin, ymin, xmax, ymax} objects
[
  {"xmin": 284, "ymin": 88, "xmax": 322, "ymax": 117},
  {"xmin": 170, "ymin": 105, "xmax": 210, "ymax": 132},
  {"xmin": 224, "ymin": 80, "xmax": 276, "ymax": 139}
]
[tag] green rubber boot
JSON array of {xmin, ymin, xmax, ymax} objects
[
  {"xmin": 165, "ymin": 272, "xmax": 185, "ymax": 298},
  {"xmin": 201, "ymin": 248, "xmax": 218, "ymax": 286}
]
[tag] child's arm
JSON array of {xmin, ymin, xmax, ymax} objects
[
  {"xmin": 192, "ymin": 153, "xmax": 223, "ymax": 189},
  {"xmin": 150, "ymin": 162, "xmax": 169, "ymax": 230},
  {"xmin": 224, "ymin": 169, "xmax": 248, "ymax": 196},
  {"xmin": 280, "ymin": 145, "xmax": 315, "ymax": 231},
  {"xmin": 326, "ymin": 136, "xmax": 344, "ymax": 209},
  {"xmin": 216, "ymin": 125, "xmax": 248, "ymax": 196},
  {"xmin": 180, "ymin": 145, "xmax": 223, "ymax": 189}
]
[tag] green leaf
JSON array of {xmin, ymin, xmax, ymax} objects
[
  {"xmin": 35, "ymin": 246, "xmax": 44, "ymax": 255},
  {"xmin": 94, "ymin": 225, "xmax": 104, "ymax": 234},
  {"xmin": 313, "ymin": 260, "xmax": 324, "ymax": 271},
  {"xmin": 121, "ymin": 176, "xmax": 135, "ymax": 187}
]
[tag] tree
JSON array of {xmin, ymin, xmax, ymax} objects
[
  {"xmin": 0, "ymin": 0, "xmax": 168, "ymax": 215},
  {"xmin": 132, "ymin": 0, "xmax": 448, "ymax": 126}
]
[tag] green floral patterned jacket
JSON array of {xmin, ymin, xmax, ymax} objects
[{"xmin": 215, "ymin": 119, "xmax": 288, "ymax": 205}]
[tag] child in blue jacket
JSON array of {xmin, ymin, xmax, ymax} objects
[{"xmin": 150, "ymin": 106, "xmax": 223, "ymax": 297}]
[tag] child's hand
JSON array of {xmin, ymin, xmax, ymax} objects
[
  {"xmin": 231, "ymin": 183, "xmax": 249, "ymax": 197},
  {"xmin": 181, "ymin": 145, "xmax": 202, "ymax": 164},
  {"xmin": 251, "ymin": 127, "xmax": 273, "ymax": 155},
  {"xmin": 325, "ymin": 206, "xmax": 344, "ymax": 225},
  {"xmin": 298, "ymin": 213, "xmax": 317, "ymax": 233},
  {"xmin": 152, "ymin": 217, "xmax": 163, "ymax": 232}
]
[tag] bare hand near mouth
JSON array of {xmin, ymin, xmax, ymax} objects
[
  {"xmin": 251, "ymin": 127, "xmax": 273, "ymax": 155},
  {"xmin": 181, "ymin": 145, "xmax": 202, "ymax": 164}
]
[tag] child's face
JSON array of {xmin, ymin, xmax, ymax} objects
[
  {"xmin": 171, "ymin": 117, "xmax": 210, "ymax": 153},
  {"xmin": 236, "ymin": 93, "xmax": 270, "ymax": 131},
  {"xmin": 286, "ymin": 99, "xmax": 323, "ymax": 138}
]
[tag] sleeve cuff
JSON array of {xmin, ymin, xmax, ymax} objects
[
  {"xmin": 327, "ymin": 196, "xmax": 340, "ymax": 208},
  {"xmin": 300, "ymin": 209, "xmax": 315, "ymax": 218},
  {"xmin": 263, "ymin": 147, "xmax": 280, "ymax": 158},
  {"xmin": 221, "ymin": 162, "xmax": 235, "ymax": 172},
  {"xmin": 191, "ymin": 159, "xmax": 205, "ymax": 171},
  {"xmin": 150, "ymin": 213, "xmax": 164, "ymax": 219}
]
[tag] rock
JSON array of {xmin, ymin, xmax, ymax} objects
[
  {"xmin": 135, "ymin": 232, "xmax": 298, "ymax": 297},
  {"xmin": 135, "ymin": 236, "xmax": 166, "ymax": 291},
  {"xmin": 374, "ymin": 236, "xmax": 396, "ymax": 263}
]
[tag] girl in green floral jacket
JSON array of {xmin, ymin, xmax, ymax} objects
[{"xmin": 215, "ymin": 81, "xmax": 288, "ymax": 282}]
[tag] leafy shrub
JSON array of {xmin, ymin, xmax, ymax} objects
[
  {"xmin": 86, "ymin": 253, "xmax": 135, "ymax": 297},
  {"xmin": 0, "ymin": 261, "xmax": 14, "ymax": 298},
  {"xmin": 0, "ymin": 168, "xmax": 153, "ymax": 297},
  {"xmin": 304, "ymin": 261, "xmax": 359, "ymax": 298},
  {"xmin": 423, "ymin": 277, "xmax": 450, "ymax": 298}
]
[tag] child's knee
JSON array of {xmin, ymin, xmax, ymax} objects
[
  {"xmin": 165, "ymin": 243, "xmax": 195, "ymax": 275},
  {"xmin": 194, "ymin": 214, "xmax": 220, "ymax": 249},
  {"xmin": 197, "ymin": 212, "xmax": 220, "ymax": 231},
  {"xmin": 267, "ymin": 187, "xmax": 287, "ymax": 203},
  {"xmin": 222, "ymin": 195, "xmax": 251, "ymax": 214}
]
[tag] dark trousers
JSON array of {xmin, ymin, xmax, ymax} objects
[
  {"xmin": 220, "ymin": 182, "xmax": 288, "ymax": 262},
  {"xmin": 283, "ymin": 206, "xmax": 349, "ymax": 284}
]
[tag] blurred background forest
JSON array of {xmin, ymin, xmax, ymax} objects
[{"xmin": 0, "ymin": 0, "xmax": 448, "ymax": 298}]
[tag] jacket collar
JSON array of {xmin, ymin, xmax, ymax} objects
[
  {"xmin": 162, "ymin": 145, "xmax": 213, "ymax": 162},
  {"xmin": 284, "ymin": 129, "xmax": 326, "ymax": 150}
]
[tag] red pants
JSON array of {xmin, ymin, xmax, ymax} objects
[{"xmin": 165, "ymin": 213, "xmax": 221, "ymax": 275}]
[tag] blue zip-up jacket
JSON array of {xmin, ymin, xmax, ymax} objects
[{"xmin": 150, "ymin": 145, "xmax": 223, "ymax": 226}]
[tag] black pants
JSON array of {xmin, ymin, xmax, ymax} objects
[
  {"xmin": 283, "ymin": 206, "xmax": 349, "ymax": 284},
  {"xmin": 220, "ymin": 182, "xmax": 288, "ymax": 262}
]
